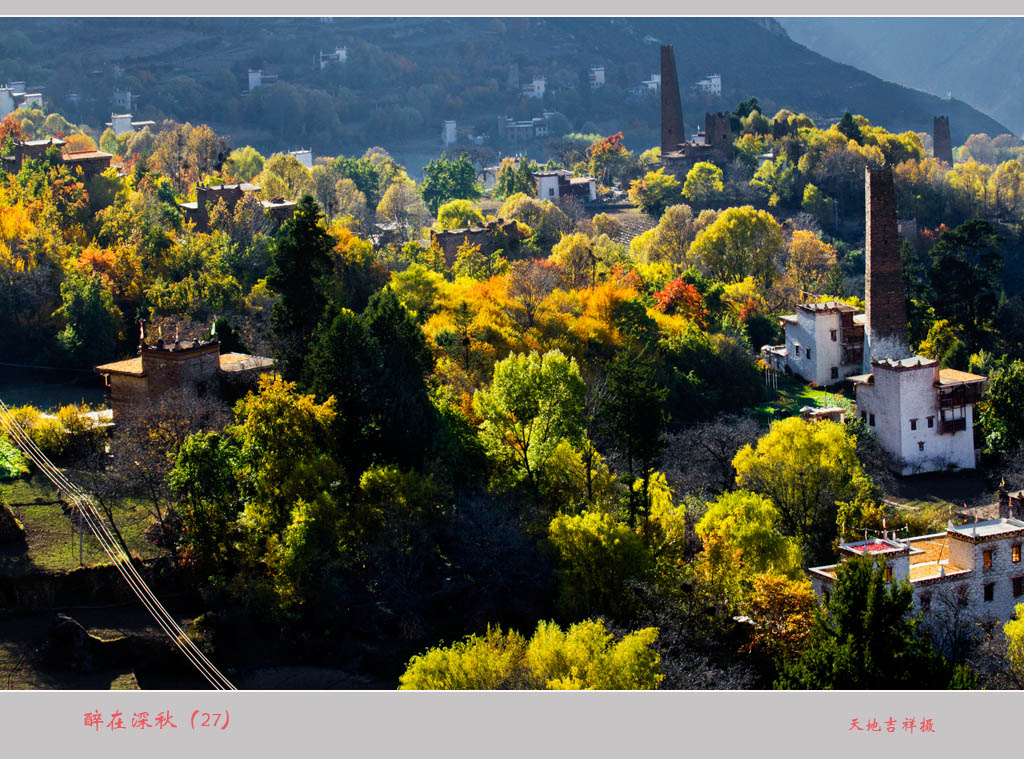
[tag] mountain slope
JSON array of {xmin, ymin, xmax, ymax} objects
[
  {"xmin": 779, "ymin": 18, "xmax": 1024, "ymax": 137},
  {"xmin": 0, "ymin": 18, "xmax": 1008, "ymax": 156}
]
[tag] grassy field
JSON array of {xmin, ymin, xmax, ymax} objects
[
  {"xmin": 1, "ymin": 476, "xmax": 164, "ymax": 577},
  {"xmin": 753, "ymin": 375, "xmax": 853, "ymax": 425}
]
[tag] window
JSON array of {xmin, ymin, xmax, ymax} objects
[
  {"xmin": 861, "ymin": 411, "xmax": 867, "ymax": 422},
  {"xmin": 910, "ymin": 419, "xmax": 917, "ymax": 431},
  {"xmin": 920, "ymin": 592, "xmax": 931, "ymax": 612},
  {"xmin": 806, "ymin": 348, "xmax": 812, "ymax": 360},
  {"xmin": 984, "ymin": 550, "xmax": 993, "ymax": 568},
  {"xmin": 548, "ymin": 188, "xmax": 555, "ymax": 197},
  {"xmin": 927, "ymin": 416, "xmax": 935, "ymax": 429},
  {"xmin": 869, "ymin": 414, "xmax": 875, "ymax": 426},
  {"xmin": 918, "ymin": 441, "xmax": 925, "ymax": 452},
  {"xmin": 831, "ymin": 367, "xmax": 839, "ymax": 380},
  {"xmin": 830, "ymin": 330, "xmax": 837, "ymax": 342},
  {"xmin": 1015, "ymin": 577, "xmax": 1024, "ymax": 598},
  {"xmin": 884, "ymin": 565, "xmax": 893, "ymax": 581},
  {"xmin": 1014, "ymin": 545, "xmax": 1021, "ymax": 563},
  {"xmin": 984, "ymin": 582, "xmax": 995, "ymax": 602}
]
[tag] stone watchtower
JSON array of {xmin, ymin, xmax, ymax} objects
[
  {"xmin": 705, "ymin": 111, "xmax": 735, "ymax": 158},
  {"xmin": 863, "ymin": 167, "xmax": 911, "ymax": 373},
  {"xmin": 660, "ymin": 45, "xmax": 685, "ymax": 156},
  {"xmin": 933, "ymin": 115, "xmax": 954, "ymax": 166}
]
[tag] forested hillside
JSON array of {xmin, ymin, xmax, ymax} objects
[{"xmin": 0, "ymin": 18, "xmax": 1008, "ymax": 159}]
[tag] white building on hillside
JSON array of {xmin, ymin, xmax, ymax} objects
[
  {"xmin": 534, "ymin": 170, "xmax": 597, "ymax": 202},
  {"xmin": 762, "ymin": 301, "xmax": 865, "ymax": 387},
  {"xmin": 523, "ymin": 76, "xmax": 546, "ymax": 99},
  {"xmin": 589, "ymin": 67, "xmax": 605, "ymax": 88},
  {"xmin": 319, "ymin": 47, "xmax": 348, "ymax": 69},
  {"xmin": 850, "ymin": 357, "xmax": 986, "ymax": 475},
  {"xmin": 810, "ymin": 507, "xmax": 1024, "ymax": 630},
  {"xmin": 105, "ymin": 113, "xmax": 157, "ymax": 137},
  {"xmin": 288, "ymin": 149, "xmax": 313, "ymax": 169},
  {"xmin": 442, "ymin": 120, "xmax": 457, "ymax": 147},
  {"xmin": 695, "ymin": 74, "xmax": 722, "ymax": 96}
]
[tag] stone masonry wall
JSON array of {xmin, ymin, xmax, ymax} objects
[
  {"xmin": 660, "ymin": 45, "xmax": 685, "ymax": 156},
  {"xmin": 933, "ymin": 115, "xmax": 954, "ymax": 166},
  {"xmin": 863, "ymin": 167, "xmax": 910, "ymax": 372}
]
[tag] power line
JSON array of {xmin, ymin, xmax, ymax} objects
[{"xmin": 0, "ymin": 399, "xmax": 235, "ymax": 690}]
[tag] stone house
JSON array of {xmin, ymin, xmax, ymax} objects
[
  {"xmin": 762, "ymin": 300, "xmax": 865, "ymax": 387},
  {"xmin": 178, "ymin": 183, "xmax": 296, "ymax": 233},
  {"xmin": 850, "ymin": 358, "xmax": 985, "ymax": 475},
  {"xmin": 810, "ymin": 497, "xmax": 1024, "ymax": 630},
  {"xmin": 0, "ymin": 138, "xmax": 113, "ymax": 180},
  {"xmin": 534, "ymin": 170, "xmax": 597, "ymax": 202},
  {"xmin": 94, "ymin": 336, "xmax": 274, "ymax": 420},
  {"xmin": 430, "ymin": 218, "xmax": 523, "ymax": 268}
]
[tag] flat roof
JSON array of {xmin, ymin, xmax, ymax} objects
[
  {"xmin": 843, "ymin": 539, "xmax": 905, "ymax": 555},
  {"xmin": 938, "ymin": 368, "xmax": 987, "ymax": 386},
  {"xmin": 949, "ymin": 518, "xmax": 1024, "ymax": 539},
  {"xmin": 796, "ymin": 300, "xmax": 860, "ymax": 314},
  {"xmin": 63, "ymin": 150, "xmax": 112, "ymax": 160},
  {"xmin": 94, "ymin": 357, "xmax": 143, "ymax": 376},
  {"xmin": 219, "ymin": 353, "xmax": 275, "ymax": 372},
  {"xmin": 873, "ymin": 356, "xmax": 937, "ymax": 370}
]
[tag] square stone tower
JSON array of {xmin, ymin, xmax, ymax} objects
[
  {"xmin": 660, "ymin": 45, "xmax": 685, "ymax": 156},
  {"xmin": 863, "ymin": 167, "xmax": 911, "ymax": 372},
  {"xmin": 933, "ymin": 115, "xmax": 954, "ymax": 166}
]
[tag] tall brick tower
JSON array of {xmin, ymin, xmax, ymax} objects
[
  {"xmin": 933, "ymin": 115, "xmax": 954, "ymax": 166},
  {"xmin": 660, "ymin": 45, "xmax": 685, "ymax": 156},
  {"xmin": 863, "ymin": 167, "xmax": 911, "ymax": 372}
]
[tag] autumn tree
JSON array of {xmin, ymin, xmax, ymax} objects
[
  {"xmin": 473, "ymin": 350, "xmax": 585, "ymax": 504},
  {"xmin": 548, "ymin": 510, "xmax": 650, "ymax": 619},
  {"xmin": 1005, "ymin": 603, "xmax": 1024, "ymax": 688},
  {"xmin": 549, "ymin": 233, "xmax": 595, "ymax": 288},
  {"xmin": 376, "ymin": 180, "xmax": 428, "ymax": 239},
  {"xmin": 398, "ymin": 619, "xmax": 662, "ymax": 690},
  {"xmin": 229, "ymin": 376, "xmax": 342, "ymax": 547},
  {"xmin": 627, "ymin": 168, "xmax": 682, "ymax": 217},
  {"xmin": 681, "ymin": 162, "xmax": 725, "ymax": 206},
  {"xmin": 696, "ymin": 490, "xmax": 803, "ymax": 579},
  {"xmin": 653, "ymin": 278, "xmax": 707, "ymax": 323},
  {"xmin": 257, "ymin": 153, "xmax": 314, "ymax": 202},
  {"xmin": 587, "ymin": 132, "xmax": 633, "ymax": 187},
  {"xmin": 733, "ymin": 417, "xmax": 878, "ymax": 565},
  {"xmin": 494, "ymin": 157, "xmax": 535, "ymax": 200},
  {"xmin": 436, "ymin": 198, "xmax": 484, "ymax": 231},
  {"xmin": 783, "ymin": 229, "xmax": 838, "ymax": 299},
  {"xmin": 689, "ymin": 206, "xmax": 784, "ymax": 288},
  {"xmin": 741, "ymin": 573, "xmax": 815, "ymax": 663},
  {"xmin": 629, "ymin": 204, "xmax": 697, "ymax": 266},
  {"xmin": 223, "ymin": 146, "xmax": 265, "ymax": 183}
]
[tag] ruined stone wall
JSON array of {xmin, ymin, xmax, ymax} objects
[
  {"xmin": 705, "ymin": 111, "xmax": 734, "ymax": 154},
  {"xmin": 863, "ymin": 167, "xmax": 910, "ymax": 372},
  {"xmin": 933, "ymin": 115, "xmax": 954, "ymax": 166},
  {"xmin": 660, "ymin": 45, "xmax": 685, "ymax": 155}
]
